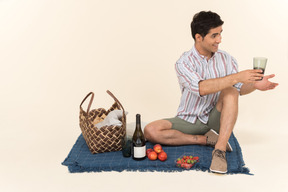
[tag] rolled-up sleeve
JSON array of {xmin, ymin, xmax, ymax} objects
[
  {"xmin": 175, "ymin": 60, "xmax": 203, "ymax": 97},
  {"xmin": 231, "ymin": 56, "xmax": 243, "ymax": 92}
]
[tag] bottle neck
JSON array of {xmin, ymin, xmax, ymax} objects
[{"xmin": 136, "ymin": 114, "xmax": 141, "ymax": 130}]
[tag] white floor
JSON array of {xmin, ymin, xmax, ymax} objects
[
  {"xmin": 1, "ymin": 1, "xmax": 287, "ymax": 191},
  {"xmin": 1, "ymin": 120, "xmax": 287, "ymax": 192}
]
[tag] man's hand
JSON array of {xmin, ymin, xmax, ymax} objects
[
  {"xmin": 236, "ymin": 69, "xmax": 264, "ymax": 83},
  {"xmin": 254, "ymin": 74, "xmax": 279, "ymax": 91},
  {"xmin": 199, "ymin": 70, "xmax": 277, "ymax": 96}
]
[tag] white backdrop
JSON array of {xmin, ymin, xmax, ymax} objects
[{"xmin": 0, "ymin": 0, "xmax": 287, "ymax": 191}]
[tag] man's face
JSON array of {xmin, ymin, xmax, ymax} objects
[{"xmin": 196, "ymin": 26, "xmax": 223, "ymax": 57}]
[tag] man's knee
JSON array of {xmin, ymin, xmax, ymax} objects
[
  {"xmin": 144, "ymin": 120, "xmax": 172, "ymax": 142},
  {"xmin": 217, "ymin": 87, "xmax": 239, "ymax": 111},
  {"xmin": 221, "ymin": 87, "xmax": 239, "ymax": 100},
  {"xmin": 144, "ymin": 123, "xmax": 155, "ymax": 141}
]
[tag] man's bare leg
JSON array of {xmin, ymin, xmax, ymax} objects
[
  {"xmin": 210, "ymin": 87, "xmax": 239, "ymax": 173},
  {"xmin": 144, "ymin": 120, "xmax": 206, "ymax": 146},
  {"xmin": 215, "ymin": 87, "xmax": 239, "ymax": 151},
  {"xmin": 144, "ymin": 87, "xmax": 239, "ymax": 148}
]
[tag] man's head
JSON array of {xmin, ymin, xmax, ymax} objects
[
  {"xmin": 191, "ymin": 11, "xmax": 224, "ymax": 40},
  {"xmin": 191, "ymin": 11, "xmax": 224, "ymax": 57}
]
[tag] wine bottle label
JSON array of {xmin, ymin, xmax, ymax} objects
[{"xmin": 133, "ymin": 146, "xmax": 146, "ymax": 158}]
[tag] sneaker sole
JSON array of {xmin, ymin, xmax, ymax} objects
[
  {"xmin": 209, "ymin": 129, "xmax": 233, "ymax": 152},
  {"xmin": 209, "ymin": 168, "xmax": 227, "ymax": 174}
]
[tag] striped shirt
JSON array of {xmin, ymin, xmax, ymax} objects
[{"xmin": 175, "ymin": 46, "xmax": 243, "ymax": 124}]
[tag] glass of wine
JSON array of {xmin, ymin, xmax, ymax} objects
[
  {"xmin": 122, "ymin": 135, "xmax": 132, "ymax": 157},
  {"xmin": 253, "ymin": 57, "xmax": 267, "ymax": 81}
]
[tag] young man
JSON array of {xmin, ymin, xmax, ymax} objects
[{"xmin": 144, "ymin": 11, "xmax": 278, "ymax": 174}]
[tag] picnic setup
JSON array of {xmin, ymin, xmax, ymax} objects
[{"xmin": 62, "ymin": 90, "xmax": 251, "ymax": 175}]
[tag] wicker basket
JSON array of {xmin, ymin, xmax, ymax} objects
[{"xmin": 79, "ymin": 90, "xmax": 126, "ymax": 154}]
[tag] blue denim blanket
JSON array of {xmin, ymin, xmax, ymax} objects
[{"xmin": 62, "ymin": 133, "xmax": 251, "ymax": 174}]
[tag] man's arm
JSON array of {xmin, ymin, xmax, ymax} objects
[
  {"xmin": 240, "ymin": 74, "xmax": 279, "ymax": 95},
  {"xmin": 239, "ymin": 83, "xmax": 256, "ymax": 95},
  {"xmin": 199, "ymin": 69, "xmax": 263, "ymax": 96},
  {"xmin": 199, "ymin": 74, "xmax": 238, "ymax": 96}
]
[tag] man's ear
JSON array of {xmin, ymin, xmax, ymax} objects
[{"xmin": 195, "ymin": 34, "xmax": 203, "ymax": 42}]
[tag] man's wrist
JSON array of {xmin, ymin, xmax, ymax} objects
[{"xmin": 228, "ymin": 73, "xmax": 239, "ymax": 85}]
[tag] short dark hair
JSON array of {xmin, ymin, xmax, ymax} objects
[{"xmin": 190, "ymin": 11, "xmax": 224, "ymax": 40}]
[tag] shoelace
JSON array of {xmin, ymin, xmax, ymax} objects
[
  {"xmin": 207, "ymin": 137, "xmax": 231, "ymax": 151},
  {"xmin": 206, "ymin": 136, "xmax": 217, "ymax": 146},
  {"xmin": 213, "ymin": 149, "xmax": 226, "ymax": 162},
  {"xmin": 208, "ymin": 141, "xmax": 216, "ymax": 146}
]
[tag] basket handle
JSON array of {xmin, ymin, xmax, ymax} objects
[
  {"xmin": 106, "ymin": 90, "xmax": 126, "ymax": 122},
  {"xmin": 80, "ymin": 92, "xmax": 94, "ymax": 114},
  {"xmin": 80, "ymin": 90, "xmax": 126, "ymax": 119}
]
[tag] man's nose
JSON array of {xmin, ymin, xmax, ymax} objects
[{"xmin": 216, "ymin": 35, "xmax": 222, "ymax": 43}]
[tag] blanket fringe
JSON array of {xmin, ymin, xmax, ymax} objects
[{"xmin": 65, "ymin": 163, "xmax": 253, "ymax": 175}]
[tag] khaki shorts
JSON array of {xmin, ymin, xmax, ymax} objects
[{"xmin": 164, "ymin": 107, "xmax": 221, "ymax": 135}]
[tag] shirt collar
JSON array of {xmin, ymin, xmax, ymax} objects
[{"xmin": 192, "ymin": 45, "xmax": 217, "ymax": 61}]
